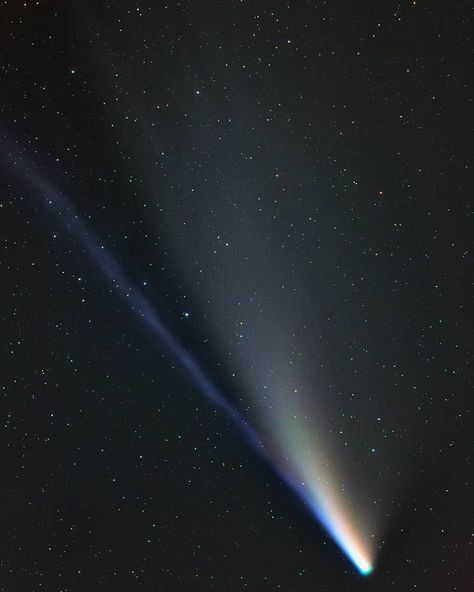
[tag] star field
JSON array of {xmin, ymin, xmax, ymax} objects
[{"xmin": 0, "ymin": 1, "xmax": 473, "ymax": 591}]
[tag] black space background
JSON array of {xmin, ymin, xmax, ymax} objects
[{"xmin": 0, "ymin": 1, "xmax": 473, "ymax": 591}]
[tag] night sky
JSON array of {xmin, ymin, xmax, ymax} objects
[{"xmin": 1, "ymin": 1, "xmax": 473, "ymax": 590}]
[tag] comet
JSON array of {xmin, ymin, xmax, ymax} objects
[{"xmin": 2, "ymin": 140, "xmax": 375, "ymax": 576}]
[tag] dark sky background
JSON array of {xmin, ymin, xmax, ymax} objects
[{"xmin": 1, "ymin": 1, "xmax": 473, "ymax": 590}]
